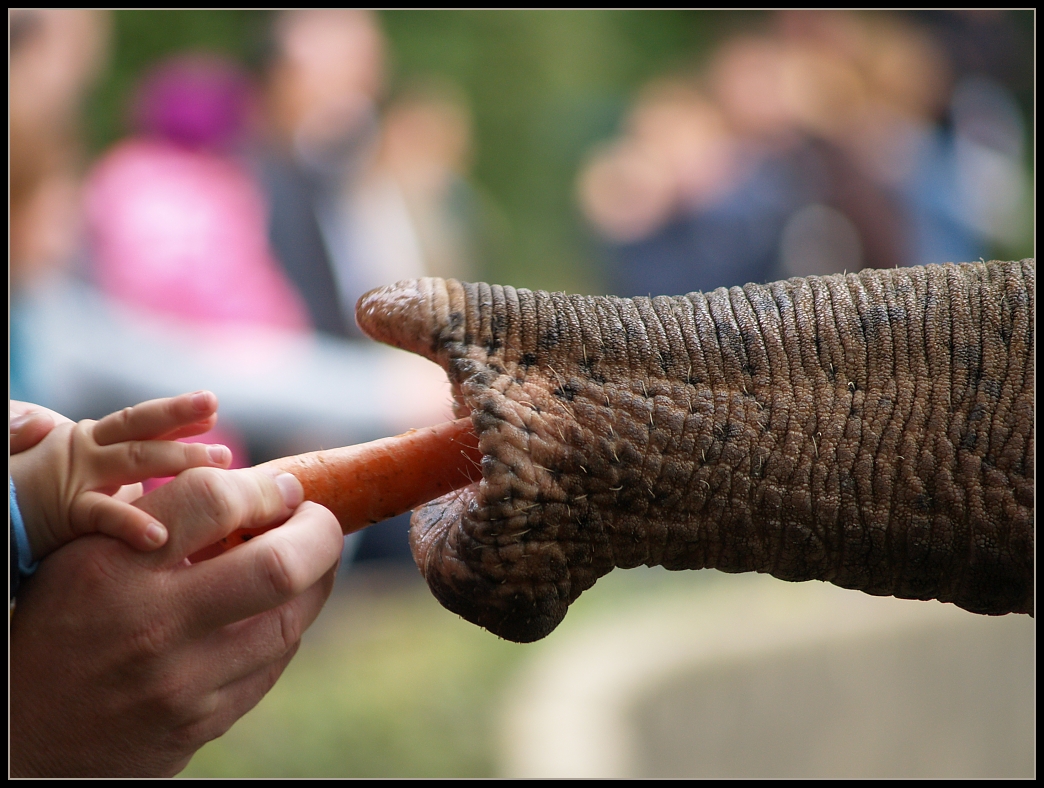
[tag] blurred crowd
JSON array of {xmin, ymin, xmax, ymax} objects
[
  {"xmin": 576, "ymin": 10, "xmax": 1032, "ymax": 297},
  {"xmin": 8, "ymin": 10, "xmax": 1032, "ymax": 565},
  {"xmin": 11, "ymin": 9, "xmax": 483, "ymax": 357},
  {"xmin": 9, "ymin": 9, "xmax": 486, "ymax": 564}
]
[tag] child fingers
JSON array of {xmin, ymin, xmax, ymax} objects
[
  {"xmin": 91, "ymin": 440, "xmax": 233, "ymax": 488},
  {"xmin": 92, "ymin": 391, "xmax": 219, "ymax": 445},
  {"xmin": 9, "ymin": 411, "xmax": 57, "ymax": 454},
  {"xmin": 159, "ymin": 414, "xmax": 219, "ymax": 441},
  {"xmin": 10, "ymin": 400, "xmax": 74, "ymax": 426},
  {"xmin": 72, "ymin": 492, "xmax": 169, "ymax": 550},
  {"xmin": 177, "ymin": 501, "xmax": 341, "ymax": 633}
]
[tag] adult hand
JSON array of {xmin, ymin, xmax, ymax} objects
[{"xmin": 9, "ymin": 466, "xmax": 344, "ymax": 777}]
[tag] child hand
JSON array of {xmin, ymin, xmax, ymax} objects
[
  {"xmin": 9, "ymin": 391, "xmax": 233, "ymax": 561},
  {"xmin": 10, "ymin": 402, "xmax": 69, "ymax": 454}
]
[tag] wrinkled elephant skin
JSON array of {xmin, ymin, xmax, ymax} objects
[{"xmin": 357, "ymin": 260, "xmax": 1034, "ymax": 642}]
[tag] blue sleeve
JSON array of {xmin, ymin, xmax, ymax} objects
[{"xmin": 10, "ymin": 476, "xmax": 38, "ymax": 599}]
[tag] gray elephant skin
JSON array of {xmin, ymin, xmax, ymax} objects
[{"xmin": 357, "ymin": 259, "xmax": 1034, "ymax": 643}]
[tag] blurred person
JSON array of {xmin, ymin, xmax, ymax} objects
[
  {"xmin": 84, "ymin": 53, "xmax": 310, "ymax": 333},
  {"xmin": 255, "ymin": 11, "xmax": 486, "ymax": 564},
  {"xmin": 577, "ymin": 36, "xmax": 845, "ymax": 297},
  {"xmin": 10, "ymin": 9, "xmax": 112, "ymax": 403},
  {"xmin": 254, "ymin": 8, "xmax": 399, "ymax": 564},
  {"xmin": 709, "ymin": 24, "xmax": 917, "ymax": 278},
  {"xmin": 9, "ymin": 8, "xmax": 109, "ymax": 286},
  {"xmin": 337, "ymin": 79, "xmax": 489, "ymax": 563},
  {"xmin": 579, "ymin": 16, "xmax": 972, "ymax": 297},
  {"xmin": 255, "ymin": 8, "xmax": 386, "ymax": 338},
  {"xmin": 912, "ymin": 10, "xmax": 1033, "ymax": 99},
  {"xmin": 766, "ymin": 19, "xmax": 913, "ymax": 276},
  {"xmin": 577, "ymin": 79, "xmax": 778, "ymax": 296},
  {"xmin": 775, "ymin": 11, "xmax": 957, "ymax": 271},
  {"xmin": 778, "ymin": 10, "xmax": 1030, "ymax": 266},
  {"xmin": 947, "ymin": 74, "xmax": 1031, "ymax": 256},
  {"xmin": 256, "ymin": 11, "xmax": 485, "ymax": 339},
  {"xmin": 914, "ymin": 8, "xmax": 1033, "ymax": 254},
  {"xmin": 340, "ymin": 78, "xmax": 483, "ymax": 298}
]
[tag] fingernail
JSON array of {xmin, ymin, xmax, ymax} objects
[
  {"xmin": 145, "ymin": 522, "xmax": 167, "ymax": 547},
  {"xmin": 207, "ymin": 444, "xmax": 231, "ymax": 464},
  {"xmin": 9, "ymin": 414, "xmax": 31, "ymax": 431},
  {"xmin": 274, "ymin": 472, "xmax": 304, "ymax": 509},
  {"xmin": 191, "ymin": 390, "xmax": 213, "ymax": 412}
]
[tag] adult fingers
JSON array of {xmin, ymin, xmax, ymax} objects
[
  {"xmin": 187, "ymin": 560, "xmax": 338, "ymax": 688},
  {"xmin": 139, "ymin": 561, "xmax": 336, "ymax": 749},
  {"xmin": 134, "ymin": 467, "xmax": 304, "ymax": 566},
  {"xmin": 92, "ymin": 391, "xmax": 218, "ymax": 445},
  {"xmin": 174, "ymin": 501, "xmax": 342, "ymax": 637},
  {"xmin": 71, "ymin": 492, "xmax": 169, "ymax": 550},
  {"xmin": 9, "ymin": 412, "xmax": 57, "ymax": 454},
  {"xmin": 175, "ymin": 642, "xmax": 302, "ymax": 754}
]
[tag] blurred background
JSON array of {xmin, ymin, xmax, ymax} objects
[{"xmin": 8, "ymin": 10, "xmax": 1035, "ymax": 777}]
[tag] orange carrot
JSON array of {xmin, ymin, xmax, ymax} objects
[{"xmin": 203, "ymin": 418, "xmax": 481, "ymax": 556}]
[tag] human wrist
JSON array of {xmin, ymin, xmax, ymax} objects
[
  {"xmin": 9, "ymin": 477, "xmax": 39, "ymax": 589},
  {"xmin": 8, "ymin": 462, "xmax": 60, "ymax": 563}
]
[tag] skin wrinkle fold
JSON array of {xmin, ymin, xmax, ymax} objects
[
  {"xmin": 942, "ymin": 264, "xmax": 968, "ymax": 597},
  {"xmin": 664, "ymin": 297, "xmax": 703, "ymax": 549},
  {"xmin": 880, "ymin": 271, "xmax": 909, "ymax": 594},
  {"xmin": 814, "ymin": 275, "xmax": 847, "ymax": 580},
  {"xmin": 767, "ymin": 280, "xmax": 807, "ymax": 580},
  {"xmin": 357, "ymin": 260, "xmax": 1034, "ymax": 643},
  {"xmin": 822, "ymin": 276, "xmax": 851, "ymax": 580},
  {"xmin": 885, "ymin": 271, "xmax": 918, "ymax": 592},
  {"xmin": 717, "ymin": 295, "xmax": 758, "ymax": 576},
  {"xmin": 836, "ymin": 274, "xmax": 873, "ymax": 591},
  {"xmin": 780, "ymin": 278, "xmax": 815, "ymax": 579},
  {"xmin": 687, "ymin": 292, "xmax": 726, "ymax": 572},
  {"xmin": 634, "ymin": 298, "xmax": 667, "ymax": 567},
  {"xmin": 895, "ymin": 269, "xmax": 929, "ymax": 597},
  {"xmin": 815, "ymin": 280, "xmax": 837, "ymax": 577},
  {"xmin": 904, "ymin": 271, "xmax": 935, "ymax": 596},
  {"xmin": 928, "ymin": 268, "xmax": 958, "ymax": 601},
  {"xmin": 740, "ymin": 285, "xmax": 783, "ymax": 570},
  {"xmin": 855, "ymin": 271, "xmax": 891, "ymax": 592},
  {"xmin": 709, "ymin": 291, "xmax": 748, "ymax": 562},
  {"xmin": 801, "ymin": 279, "xmax": 831, "ymax": 579},
  {"xmin": 961, "ymin": 270, "xmax": 987, "ymax": 588},
  {"xmin": 983, "ymin": 266, "xmax": 1013, "ymax": 470},
  {"xmin": 893, "ymin": 272, "xmax": 927, "ymax": 596},
  {"xmin": 985, "ymin": 282, "xmax": 1011, "ymax": 476}
]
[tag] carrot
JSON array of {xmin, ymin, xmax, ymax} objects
[{"xmin": 200, "ymin": 418, "xmax": 481, "ymax": 557}]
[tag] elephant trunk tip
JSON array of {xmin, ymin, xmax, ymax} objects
[{"xmin": 356, "ymin": 277, "xmax": 455, "ymax": 362}]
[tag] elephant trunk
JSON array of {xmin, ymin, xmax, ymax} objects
[{"xmin": 356, "ymin": 260, "xmax": 1034, "ymax": 643}]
